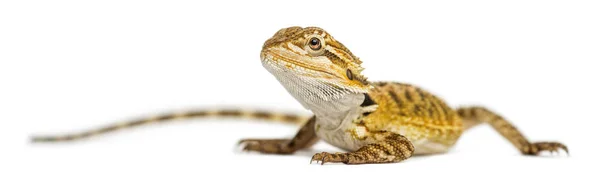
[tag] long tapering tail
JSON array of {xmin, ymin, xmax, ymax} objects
[{"xmin": 30, "ymin": 108, "xmax": 312, "ymax": 143}]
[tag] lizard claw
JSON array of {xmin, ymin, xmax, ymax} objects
[
  {"xmin": 527, "ymin": 142, "xmax": 569, "ymax": 156},
  {"xmin": 237, "ymin": 139, "xmax": 255, "ymax": 152},
  {"xmin": 310, "ymin": 152, "xmax": 348, "ymax": 165},
  {"xmin": 310, "ymin": 152, "xmax": 322, "ymax": 164}
]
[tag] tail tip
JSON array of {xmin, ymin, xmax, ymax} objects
[{"xmin": 30, "ymin": 136, "xmax": 56, "ymax": 143}]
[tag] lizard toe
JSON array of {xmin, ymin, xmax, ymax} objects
[{"xmin": 526, "ymin": 142, "xmax": 569, "ymax": 156}]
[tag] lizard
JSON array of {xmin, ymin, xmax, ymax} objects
[{"xmin": 31, "ymin": 26, "xmax": 568, "ymax": 165}]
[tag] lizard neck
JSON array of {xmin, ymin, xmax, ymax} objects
[{"xmin": 308, "ymin": 93, "xmax": 365, "ymax": 131}]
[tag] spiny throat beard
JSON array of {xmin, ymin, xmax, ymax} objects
[{"xmin": 261, "ymin": 56, "xmax": 368, "ymax": 111}]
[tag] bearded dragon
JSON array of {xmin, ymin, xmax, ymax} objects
[{"xmin": 31, "ymin": 26, "xmax": 568, "ymax": 164}]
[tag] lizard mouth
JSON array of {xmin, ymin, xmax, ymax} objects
[{"xmin": 260, "ymin": 48, "xmax": 344, "ymax": 80}]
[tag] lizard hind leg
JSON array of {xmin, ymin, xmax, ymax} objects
[
  {"xmin": 239, "ymin": 116, "xmax": 319, "ymax": 154},
  {"xmin": 311, "ymin": 132, "xmax": 414, "ymax": 164},
  {"xmin": 457, "ymin": 106, "xmax": 568, "ymax": 156}
]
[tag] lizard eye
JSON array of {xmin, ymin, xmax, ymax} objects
[
  {"xmin": 308, "ymin": 37, "xmax": 322, "ymax": 50},
  {"xmin": 346, "ymin": 69, "xmax": 353, "ymax": 80}
]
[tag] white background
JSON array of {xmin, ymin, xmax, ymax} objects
[{"xmin": 1, "ymin": 0, "xmax": 598, "ymax": 174}]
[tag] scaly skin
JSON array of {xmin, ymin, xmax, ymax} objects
[
  {"xmin": 357, "ymin": 82, "xmax": 463, "ymax": 153},
  {"xmin": 253, "ymin": 26, "xmax": 568, "ymax": 164},
  {"xmin": 31, "ymin": 109, "xmax": 311, "ymax": 142},
  {"xmin": 31, "ymin": 26, "xmax": 568, "ymax": 165}
]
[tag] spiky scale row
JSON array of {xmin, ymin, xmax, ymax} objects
[
  {"xmin": 253, "ymin": 26, "xmax": 568, "ymax": 164},
  {"xmin": 31, "ymin": 26, "xmax": 569, "ymax": 165},
  {"xmin": 357, "ymin": 82, "xmax": 463, "ymax": 147}
]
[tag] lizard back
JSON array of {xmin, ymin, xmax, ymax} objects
[{"xmin": 358, "ymin": 82, "xmax": 464, "ymax": 154}]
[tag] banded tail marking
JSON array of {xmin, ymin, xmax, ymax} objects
[{"xmin": 31, "ymin": 109, "xmax": 311, "ymax": 142}]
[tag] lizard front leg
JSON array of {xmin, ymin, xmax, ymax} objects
[
  {"xmin": 311, "ymin": 131, "xmax": 414, "ymax": 164},
  {"xmin": 239, "ymin": 116, "xmax": 318, "ymax": 154}
]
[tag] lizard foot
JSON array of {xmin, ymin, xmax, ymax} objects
[
  {"xmin": 238, "ymin": 139, "xmax": 294, "ymax": 154},
  {"xmin": 310, "ymin": 152, "xmax": 351, "ymax": 165},
  {"xmin": 310, "ymin": 132, "xmax": 414, "ymax": 165},
  {"xmin": 525, "ymin": 142, "xmax": 569, "ymax": 156}
]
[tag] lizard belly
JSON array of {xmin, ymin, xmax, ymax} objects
[
  {"xmin": 316, "ymin": 122, "xmax": 452, "ymax": 154},
  {"xmin": 411, "ymin": 138, "xmax": 451, "ymax": 155},
  {"xmin": 387, "ymin": 126, "xmax": 453, "ymax": 155}
]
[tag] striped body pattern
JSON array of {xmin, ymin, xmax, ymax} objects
[
  {"xmin": 356, "ymin": 82, "xmax": 463, "ymax": 154},
  {"xmin": 31, "ymin": 26, "xmax": 568, "ymax": 165},
  {"xmin": 258, "ymin": 26, "xmax": 567, "ymax": 164}
]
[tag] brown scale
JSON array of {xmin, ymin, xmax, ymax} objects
[
  {"xmin": 456, "ymin": 107, "xmax": 568, "ymax": 155},
  {"xmin": 311, "ymin": 132, "xmax": 414, "ymax": 164},
  {"xmin": 358, "ymin": 82, "xmax": 464, "ymax": 147},
  {"xmin": 243, "ymin": 81, "xmax": 568, "ymax": 164},
  {"xmin": 31, "ymin": 109, "xmax": 311, "ymax": 142},
  {"xmin": 32, "ymin": 26, "xmax": 569, "ymax": 165},
  {"xmin": 240, "ymin": 117, "xmax": 319, "ymax": 154}
]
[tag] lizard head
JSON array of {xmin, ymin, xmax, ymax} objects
[{"xmin": 260, "ymin": 26, "xmax": 371, "ymax": 107}]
